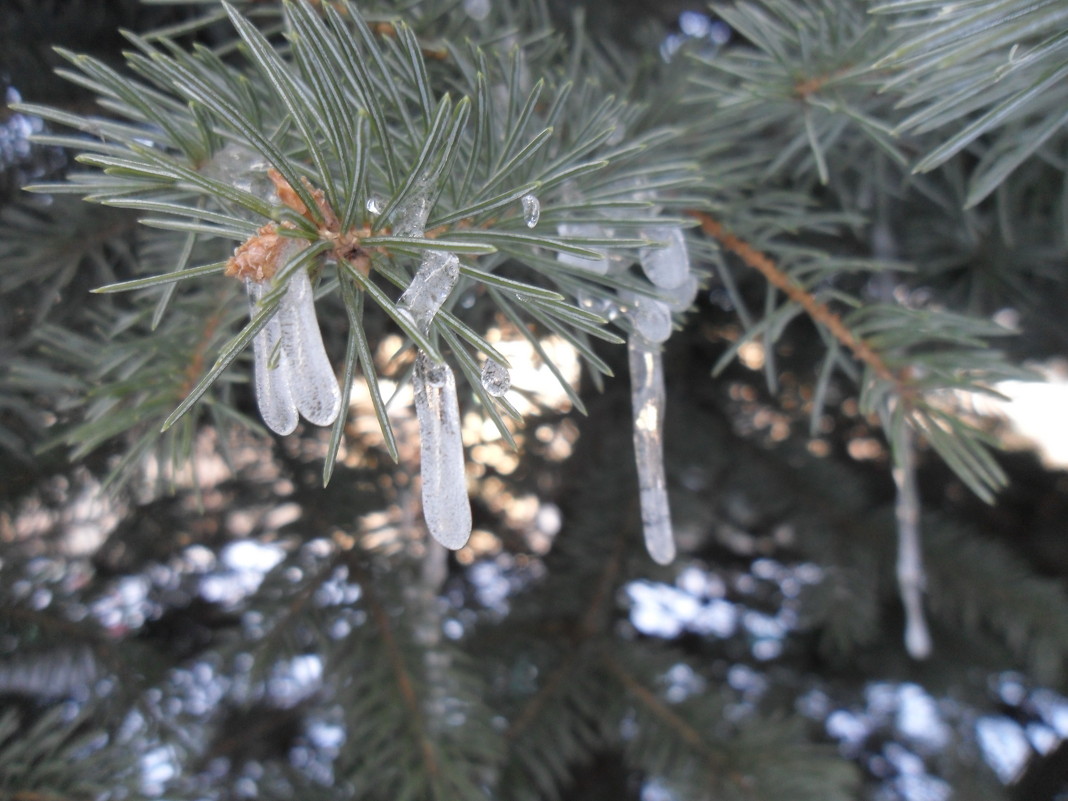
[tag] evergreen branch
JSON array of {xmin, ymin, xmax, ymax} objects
[{"xmin": 689, "ymin": 210, "xmax": 900, "ymax": 388}]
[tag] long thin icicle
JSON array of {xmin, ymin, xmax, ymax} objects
[
  {"xmin": 276, "ymin": 267, "xmax": 342, "ymax": 426},
  {"xmin": 628, "ymin": 335, "xmax": 675, "ymax": 564},
  {"xmin": 412, "ymin": 352, "xmax": 472, "ymax": 550},
  {"xmin": 893, "ymin": 424, "xmax": 932, "ymax": 659}
]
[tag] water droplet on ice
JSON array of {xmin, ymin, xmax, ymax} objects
[
  {"xmin": 366, "ymin": 193, "xmax": 385, "ymax": 215},
  {"xmin": 480, "ymin": 359, "xmax": 511, "ymax": 397},
  {"xmin": 521, "ymin": 193, "xmax": 540, "ymax": 228}
]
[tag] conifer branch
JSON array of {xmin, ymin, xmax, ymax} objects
[{"xmin": 689, "ymin": 210, "xmax": 901, "ymax": 389}]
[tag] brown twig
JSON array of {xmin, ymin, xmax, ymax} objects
[{"xmin": 688, "ymin": 210, "xmax": 902, "ymax": 390}]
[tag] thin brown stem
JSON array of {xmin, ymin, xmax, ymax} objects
[{"xmin": 689, "ymin": 210, "xmax": 905, "ymax": 392}]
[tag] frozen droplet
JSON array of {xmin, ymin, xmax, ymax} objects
[
  {"xmin": 412, "ymin": 353, "xmax": 472, "ymax": 550},
  {"xmin": 628, "ymin": 295, "xmax": 673, "ymax": 344},
  {"xmin": 398, "ymin": 250, "xmax": 460, "ymax": 331},
  {"xmin": 463, "ymin": 0, "xmax": 491, "ymax": 20},
  {"xmin": 639, "ymin": 226, "xmax": 690, "ymax": 289},
  {"xmin": 480, "ymin": 359, "xmax": 510, "ymax": 397},
  {"xmin": 521, "ymin": 194, "xmax": 540, "ymax": 228},
  {"xmin": 628, "ymin": 337, "xmax": 675, "ymax": 564},
  {"xmin": 276, "ymin": 267, "xmax": 342, "ymax": 426},
  {"xmin": 557, "ymin": 223, "xmax": 609, "ymax": 275},
  {"xmin": 247, "ymin": 279, "xmax": 298, "ymax": 435},
  {"xmin": 366, "ymin": 193, "xmax": 385, "ymax": 216}
]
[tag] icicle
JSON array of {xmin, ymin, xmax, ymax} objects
[
  {"xmin": 398, "ymin": 250, "xmax": 461, "ymax": 331},
  {"xmin": 893, "ymin": 425, "xmax": 931, "ymax": 659},
  {"xmin": 480, "ymin": 358, "xmax": 511, "ymax": 397},
  {"xmin": 247, "ymin": 279, "xmax": 298, "ymax": 436},
  {"xmin": 276, "ymin": 267, "xmax": 342, "ymax": 427},
  {"xmin": 624, "ymin": 293, "xmax": 673, "ymax": 344},
  {"xmin": 664, "ymin": 273, "xmax": 699, "ymax": 313},
  {"xmin": 521, "ymin": 193, "xmax": 541, "ymax": 228},
  {"xmin": 393, "ymin": 184, "xmax": 432, "ymax": 237},
  {"xmin": 628, "ymin": 335, "xmax": 675, "ymax": 564},
  {"xmin": 243, "ymin": 239, "xmax": 340, "ymax": 434},
  {"xmin": 413, "ymin": 353, "xmax": 472, "ymax": 550},
  {"xmin": 463, "ymin": 0, "xmax": 491, "ymax": 20},
  {"xmin": 639, "ymin": 226, "xmax": 690, "ymax": 289},
  {"xmin": 557, "ymin": 223, "xmax": 609, "ymax": 275}
]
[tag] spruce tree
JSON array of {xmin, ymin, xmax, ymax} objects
[{"xmin": 2, "ymin": 1, "xmax": 1068, "ymax": 799}]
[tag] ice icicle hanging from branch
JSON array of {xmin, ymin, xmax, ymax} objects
[
  {"xmin": 892, "ymin": 424, "xmax": 931, "ymax": 659},
  {"xmin": 229, "ymin": 232, "xmax": 341, "ymax": 435},
  {"xmin": 413, "ymin": 352, "xmax": 472, "ymax": 550},
  {"xmin": 247, "ymin": 279, "xmax": 298, "ymax": 435},
  {"xmin": 628, "ymin": 335, "xmax": 675, "ymax": 564},
  {"xmin": 400, "ymin": 244, "xmax": 471, "ymax": 550},
  {"xmin": 639, "ymin": 226, "xmax": 690, "ymax": 289}
]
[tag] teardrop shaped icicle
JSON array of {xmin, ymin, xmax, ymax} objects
[
  {"xmin": 276, "ymin": 267, "xmax": 342, "ymax": 427},
  {"xmin": 480, "ymin": 358, "xmax": 511, "ymax": 397},
  {"xmin": 247, "ymin": 279, "xmax": 298, "ymax": 436},
  {"xmin": 639, "ymin": 226, "xmax": 690, "ymax": 289},
  {"xmin": 628, "ymin": 336, "xmax": 675, "ymax": 565},
  {"xmin": 412, "ymin": 353, "xmax": 472, "ymax": 550},
  {"xmin": 521, "ymin": 193, "xmax": 541, "ymax": 228},
  {"xmin": 629, "ymin": 296, "xmax": 673, "ymax": 344}
]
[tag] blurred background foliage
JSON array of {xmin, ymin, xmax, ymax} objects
[{"xmin": 2, "ymin": 1, "xmax": 1068, "ymax": 800}]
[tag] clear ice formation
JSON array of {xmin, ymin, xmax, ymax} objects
[
  {"xmin": 365, "ymin": 193, "xmax": 384, "ymax": 216},
  {"xmin": 413, "ymin": 352, "xmax": 472, "ymax": 550},
  {"xmin": 624, "ymin": 293, "xmax": 673, "ymax": 344},
  {"xmin": 628, "ymin": 335, "xmax": 675, "ymax": 565},
  {"xmin": 393, "ymin": 186, "xmax": 432, "ymax": 237},
  {"xmin": 639, "ymin": 226, "xmax": 690, "ymax": 289},
  {"xmin": 480, "ymin": 358, "xmax": 511, "ymax": 397},
  {"xmin": 556, "ymin": 223, "xmax": 609, "ymax": 275},
  {"xmin": 398, "ymin": 250, "xmax": 461, "ymax": 331},
  {"xmin": 521, "ymin": 194, "xmax": 541, "ymax": 228},
  {"xmin": 247, "ymin": 264, "xmax": 342, "ymax": 435},
  {"xmin": 893, "ymin": 430, "xmax": 932, "ymax": 659},
  {"xmin": 463, "ymin": 0, "xmax": 491, "ymax": 21}
]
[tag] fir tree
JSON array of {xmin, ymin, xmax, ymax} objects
[{"xmin": 2, "ymin": 1, "xmax": 1068, "ymax": 799}]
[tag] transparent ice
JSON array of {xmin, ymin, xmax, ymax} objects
[
  {"xmin": 480, "ymin": 358, "xmax": 511, "ymax": 397},
  {"xmin": 365, "ymin": 193, "xmax": 384, "ymax": 216},
  {"xmin": 246, "ymin": 264, "xmax": 341, "ymax": 435},
  {"xmin": 521, "ymin": 193, "xmax": 541, "ymax": 228},
  {"xmin": 413, "ymin": 353, "xmax": 472, "ymax": 550},
  {"xmin": 893, "ymin": 427, "xmax": 932, "ymax": 659},
  {"xmin": 639, "ymin": 226, "xmax": 690, "ymax": 289},
  {"xmin": 393, "ymin": 185, "xmax": 432, "ymax": 238},
  {"xmin": 625, "ymin": 294, "xmax": 673, "ymax": 344},
  {"xmin": 463, "ymin": 0, "xmax": 491, "ymax": 21},
  {"xmin": 556, "ymin": 223, "xmax": 609, "ymax": 275},
  {"xmin": 628, "ymin": 336, "xmax": 675, "ymax": 564},
  {"xmin": 398, "ymin": 250, "xmax": 461, "ymax": 331}
]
